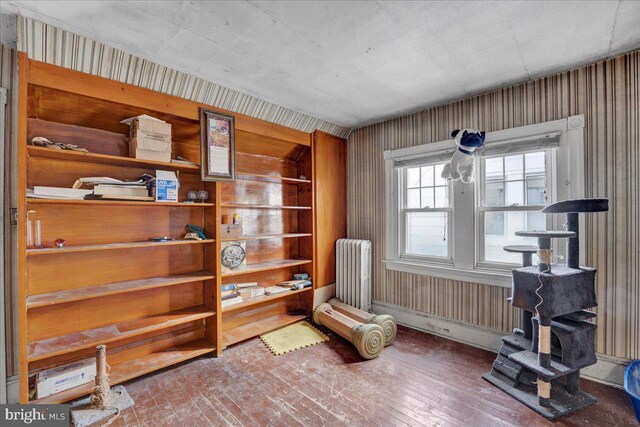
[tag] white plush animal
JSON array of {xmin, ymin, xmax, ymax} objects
[{"xmin": 440, "ymin": 129, "xmax": 486, "ymax": 184}]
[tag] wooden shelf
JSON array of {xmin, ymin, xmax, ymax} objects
[
  {"xmin": 221, "ymin": 259, "xmax": 312, "ymax": 277},
  {"xmin": 27, "ymin": 272, "xmax": 215, "ymax": 308},
  {"xmin": 27, "ymin": 145, "xmax": 201, "ymax": 174},
  {"xmin": 221, "ymin": 203, "xmax": 311, "ymax": 210},
  {"xmin": 222, "ymin": 311, "xmax": 307, "ymax": 347},
  {"xmin": 31, "ymin": 338, "xmax": 215, "ymax": 404},
  {"xmin": 27, "ymin": 239, "xmax": 215, "ymax": 256},
  {"xmin": 27, "ymin": 198, "xmax": 214, "ymax": 207},
  {"xmin": 220, "ymin": 233, "xmax": 311, "ymax": 242},
  {"xmin": 28, "ymin": 306, "xmax": 215, "ymax": 362},
  {"xmin": 236, "ymin": 171, "xmax": 311, "ymax": 184},
  {"xmin": 222, "ymin": 287, "xmax": 311, "ymax": 313}
]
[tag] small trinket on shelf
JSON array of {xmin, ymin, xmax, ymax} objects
[
  {"xmin": 26, "ymin": 210, "xmax": 44, "ymax": 249},
  {"xmin": 186, "ymin": 190, "xmax": 198, "ymax": 203},
  {"xmin": 54, "ymin": 239, "xmax": 66, "ymax": 248},
  {"xmin": 197, "ymin": 190, "xmax": 209, "ymax": 203},
  {"xmin": 232, "ymin": 213, "xmax": 239, "ymax": 224}
]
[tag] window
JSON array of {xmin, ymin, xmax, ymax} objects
[
  {"xmin": 384, "ymin": 116, "xmax": 585, "ymax": 288},
  {"xmin": 402, "ymin": 163, "xmax": 451, "ymax": 259},
  {"xmin": 478, "ymin": 151, "xmax": 550, "ymax": 265}
]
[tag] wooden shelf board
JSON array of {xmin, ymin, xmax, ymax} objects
[
  {"xmin": 27, "ymin": 145, "xmax": 201, "ymax": 174},
  {"xmin": 27, "ymin": 198, "xmax": 214, "ymax": 207},
  {"xmin": 221, "ymin": 259, "xmax": 312, "ymax": 277},
  {"xmin": 221, "ymin": 203, "xmax": 311, "ymax": 210},
  {"xmin": 28, "ymin": 306, "xmax": 215, "ymax": 362},
  {"xmin": 222, "ymin": 287, "xmax": 311, "ymax": 313},
  {"xmin": 27, "ymin": 239, "xmax": 215, "ymax": 256},
  {"xmin": 236, "ymin": 172, "xmax": 311, "ymax": 184},
  {"xmin": 31, "ymin": 338, "xmax": 215, "ymax": 404},
  {"xmin": 220, "ymin": 233, "xmax": 311, "ymax": 242},
  {"xmin": 27, "ymin": 272, "xmax": 215, "ymax": 308},
  {"xmin": 222, "ymin": 311, "xmax": 307, "ymax": 347}
]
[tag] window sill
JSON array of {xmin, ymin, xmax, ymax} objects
[{"xmin": 383, "ymin": 259, "xmax": 513, "ymax": 288}]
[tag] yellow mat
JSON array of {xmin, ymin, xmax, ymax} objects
[{"xmin": 260, "ymin": 320, "xmax": 329, "ymax": 356}]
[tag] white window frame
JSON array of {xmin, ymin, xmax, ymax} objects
[
  {"xmin": 475, "ymin": 149, "xmax": 554, "ymax": 270},
  {"xmin": 399, "ymin": 161, "xmax": 453, "ymax": 264},
  {"xmin": 384, "ymin": 115, "xmax": 585, "ymax": 288}
]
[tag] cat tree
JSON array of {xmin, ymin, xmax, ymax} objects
[{"xmin": 483, "ymin": 198, "xmax": 608, "ymax": 420}]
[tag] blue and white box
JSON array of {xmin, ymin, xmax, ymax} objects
[{"xmin": 156, "ymin": 170, "xmax": 179, "ymax": 202}]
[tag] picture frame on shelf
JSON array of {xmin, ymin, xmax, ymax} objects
[{"xmin": 199, "ymin": 108, "xmax": 235, "ymax": 181}]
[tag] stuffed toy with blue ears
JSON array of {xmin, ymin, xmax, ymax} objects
[{"xmin": 440, "ymin": 129, "xmax": 486, "ymax": 184}]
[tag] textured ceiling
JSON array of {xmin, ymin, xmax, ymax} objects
[{"xmin": 2, "ymin": 1, "xmax": 640, "ymax": 128}]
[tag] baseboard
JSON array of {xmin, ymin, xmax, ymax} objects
[
  {"xmin": 6, "ymin": 375, "xmax": 18, "ymax": 403},
  {"xmin": 372, "ymin": 301, "xmax": 628, "ymax": 388}
]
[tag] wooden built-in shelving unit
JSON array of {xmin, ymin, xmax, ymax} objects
[{"xmin": 17, "ymin": 55, "xmax": 317, "ymax": 403}]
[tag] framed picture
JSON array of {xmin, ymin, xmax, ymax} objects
[{"xmin": 199, "ymin": 108, "xmax": 235, "ymax": 181}]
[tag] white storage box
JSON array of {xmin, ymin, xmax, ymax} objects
[{"xmin": 36, "ymin": 359, "xmax": 96, "ymax": 399}]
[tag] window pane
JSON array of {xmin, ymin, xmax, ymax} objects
[
  {"xmin": 421, "ymin": 166, "xmax": 434, "ymax": 187},
  {"xmin": 406, "ymin": 212, "xmax": 448, "ymax": 257},
  {"xmin": 484, "ymin": 210, "xmax": 545, "ymax": 263},
  {"xmin": 505, "ymin": 154, "xmax": 523, "ymax": 181},
  {"xmin": 485, "ymin": 211, "xmax": 505, "ymax": 236},
  {"xmin": 407, "ymin": 188, "xmax": 420, "ymax": 208},
  {"xmin": 526, "ymin": 210, "xmax": 546, "ymax": 231},
  {"xmin": 407, "ymin": 167, "xmax": 420, "ymax": 188},
  {"xmin": 526, "ymin": 177, "xmax": 546, "ymax": 205},
  {"xmin": 434, "ymin": 186, "xmax": 448, "ymax": 207},
  {"xmin": 421, "ymin": 188, "xmax": 434, "ymax": 208},
  {"xmin": 506, "ymin": 181, "xmax": 524, "ymax": 206},
  {"xmin": 485, "ymin": 157, "xmax": 503, "ymax": 180},
  {"xmin": 525, "ymin": 152, "xmax": 545, "ymax": 176},
  {"xmin": 485, "ymin": 181, "xmax": 505, "ymax": 207},
  {"xmin": 434, "ymin": 164, "xmax": 446, "ymax": 186}
]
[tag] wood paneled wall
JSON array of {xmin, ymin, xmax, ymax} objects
[
  {"xmin": 348, "ymin": 50, "xmax": 639, "ymax": 360},
  {"xmin": 16, "ymin": 17, "xmax": 351, "ymax": 139},
  {"xmin": 313, "ymin": 131, "xmax": 347, "ymax": 288}
]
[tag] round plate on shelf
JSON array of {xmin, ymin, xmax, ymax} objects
[{"xmin": 221, "ymin": 244, "xmax": 246, "ymax": 269}]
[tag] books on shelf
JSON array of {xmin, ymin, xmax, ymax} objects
[
  {"xmin": 93, "ymin": 184, "xmax": 149, "ymax": 197},
  {"xmin": 74, "ymin": 176, "xmax": 154, "ymax": 187},
  {"xmin": 236, "ymin": 282, "xmax": 258, "ymax": 289},
  {"xmin": 264, "ymin": 286, "xmax": 291, "ymax": 296},
  {"xmin": 28, "ymin": 187, "xmax": 93, "ymax": 200},
  {"xmin": 237, "ymin": 286, "xmax": 265, "ymax": 299},
  {"xmin": 278, "ymin": 280, "xmax": 313, "ymax": 290},
  {"xmin": 221, "ymin": 292, "xmax": 240, "ymax": 301},
  {"xmin": 221, "ymin": 295, "xmax": 243, "ymax": 308}
]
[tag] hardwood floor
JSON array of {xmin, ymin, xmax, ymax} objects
[{"xmin": 109, "ymin": 325, "xmax": 635, "ymax": 426}]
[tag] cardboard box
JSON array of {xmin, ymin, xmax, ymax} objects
[
  {"xmin": 129, "ymin": 138, "xmax": 172, "ymax": 163},
  {"xmin": 156, "ymin": 170, "xmax": 179, "ymax": 202},
  {"xmin": 220, "ymin": 223, "xmax": 243, "ymax": 238},
  {"xmin": 123, "ymin": 115, "xmax": 172, "ymax": 162},
  {"xmin": 128, "ymin": 115, "xmax": 171, "ymax": 139},
  {"xmin": 36, "ymin": 359, "xmax": 96, "ymax": 399}
]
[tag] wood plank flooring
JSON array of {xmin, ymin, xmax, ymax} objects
[{"xmin": 109, "ymin": 325, "xmax": 636, "ymax": 426}]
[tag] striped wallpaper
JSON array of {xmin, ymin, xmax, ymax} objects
[
  {"xmin": 16, "ymin": 17, "xmax": 351, "ymax": 139},
  {"xmin": 348, "ymin": 50, "xmax": 640, "ymax": 361}
]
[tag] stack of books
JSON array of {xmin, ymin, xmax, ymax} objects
[
  {"xmin": 236, "ymin": 282, "xmax": 265, "ymax": 300},
  {"xmin": 27, "ymin": 187, "xmax": 93, "ymax": 200},
  {"xmin": 277, "ymin": 279, "xmax": 313, "ymax": 290},
  {"xmin": 221, "ymin": 283, "xmax": 243, "ymax": 308},
  {"xmin": 76, "ymin": 175, "xmax": 155, "ymax": 201}
]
